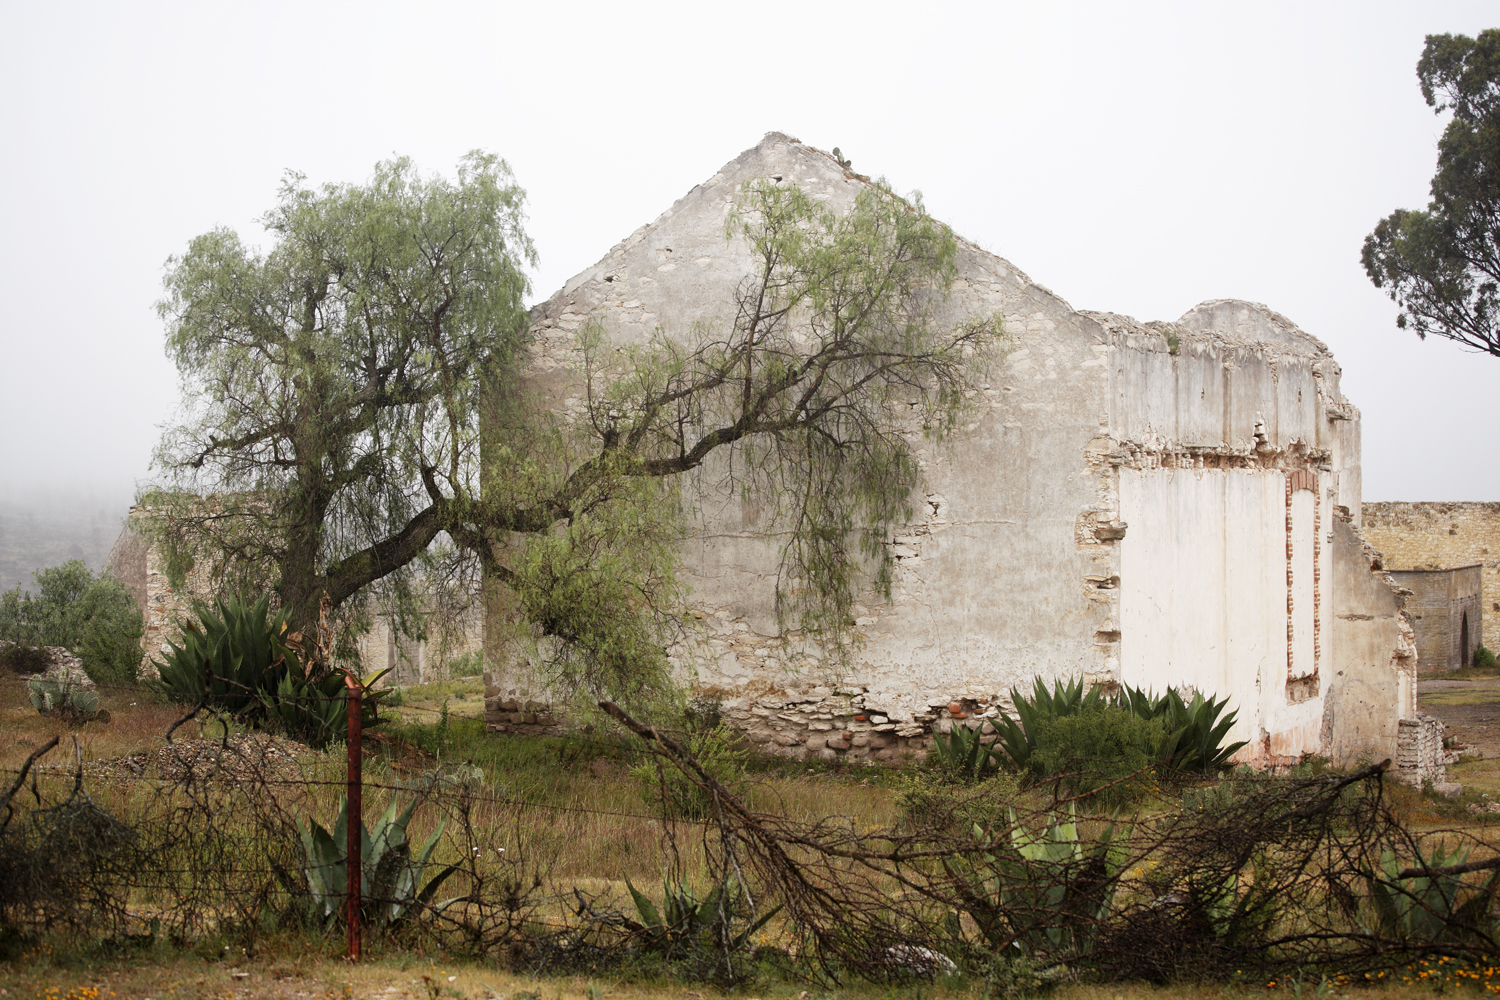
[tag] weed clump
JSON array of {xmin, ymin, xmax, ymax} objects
[
  {"xmin": 0, "ymin": 643, "xmax": 51, "ymax": 675},
  {"xmin": 631, "ymin": 725, "xmax": 746, "ymax": 820}
]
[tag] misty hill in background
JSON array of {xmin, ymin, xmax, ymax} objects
[{"xmin": 0, "ymin": 485, "xmax": 134, "ymax": 593}]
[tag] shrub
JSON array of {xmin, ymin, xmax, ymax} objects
[
  {"xmin": 0, "ymin": 643, "xmax": 51, "ymax": 675},
  {"xmin": 1474, "ymin": 645, "xmax": 1497, "ymax": 669},
  {"xmin": 0, "ymin": 561, "xmax": 144, "ymax": 685},
  {"xmin": 1029, "ymin": 706, "xmax": 1167, "ymax": 804},
  {"xmin": 897, "ymin": 771, "xmax": 1018, "ymax": 834},
  {"xmin": 631, "ymin": 725, "xmax": 747, "ymax": 819},
  {"xmin": 448, "ymin": 650, "xmax": 485, "ymax": 678}
]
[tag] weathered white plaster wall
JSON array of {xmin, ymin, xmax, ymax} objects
[
  {"xmin": 486, "ymin": 133, "xmax": 1411, "ymax": 768},
  {"xmin": 1118, "ymin": 468, "xmax": 1326, "ymax": 762},
  {"xmin": 1324, "ymin": 517, "xmax": 1418, "ymax": 767}
]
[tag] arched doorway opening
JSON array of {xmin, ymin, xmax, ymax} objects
[{"xmin": 1462, "ymin": 610, "xmax": 1471, "ymax": 668}]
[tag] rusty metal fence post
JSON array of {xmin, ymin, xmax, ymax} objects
[{"xmin": 346, "ymin": 675, "xmax": 363, "ymax": 961}]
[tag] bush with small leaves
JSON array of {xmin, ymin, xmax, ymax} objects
[
  {"xmin": 631, "ymin": 725, "xmax": 746, "ymax": 819},
  {"xmin": 1030, "ymin": 706, "xmax": 1167, "ymax": 804}
]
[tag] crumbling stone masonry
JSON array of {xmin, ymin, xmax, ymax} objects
[
  {"xmin": 484, "ymin": 133, "xmax": 1421, "ymax": 777},
  {"xmin": 1397, "ymin": 714, "xmax": 1447, "ymax": 786}
]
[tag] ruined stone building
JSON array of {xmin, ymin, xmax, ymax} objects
[
  {"xmin": 483, "ymin": 133, "xmax": 1434, "ymax": 776},
  {"xmin": 1363, "ymin": 502, "xmax": 1500, "ymax": 670},
  {"xmin": 109, "ymin": 516, "xmax": 479, "ymax": 684}
]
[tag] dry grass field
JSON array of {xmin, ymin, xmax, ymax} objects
[{"xmin": 5, "ymin": 668, "xmax": 1500, "ymax": 999}]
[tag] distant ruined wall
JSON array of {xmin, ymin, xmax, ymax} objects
[
  {"xmin": 1363, "ymin": 502, "xmax": 1500, "ymax": 652},
  {"xmin": 1388, "ymin": 566, "xmax": 1484, "ymax": 672},
  {"xmin": 128, "ymin": 506, "xmax": 478, "ymax": 683},
  {"xmin": 105, "ymin": 527, "xmax": 148, "ymax": 612}
]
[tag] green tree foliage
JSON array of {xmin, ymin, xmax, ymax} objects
[
  {"xmin": 149, "ymin": 152, "xmax": 536, "ymax": 640},
  {"xmin": 154, "ymin": 156, "xmax": 1001, "ymax": 703},
  {"xmin": 1363, "ymin": 30, "xmax": 1500, "ymax": 355},
  {"xmin": 0, "ymin": 560, "xmax": 144, "ymax": 685},
  {"xmin": 473, "ymin": 178, "xmax": 1001, "ymax": 695},
  {"xmin": 630, "ymin": 725, "xmax": 747, "ymax": 819}
]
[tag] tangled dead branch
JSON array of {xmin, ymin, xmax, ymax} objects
[{"xmin": 602, "ymin": 701, "xmax": 1500, "ymax": 985}]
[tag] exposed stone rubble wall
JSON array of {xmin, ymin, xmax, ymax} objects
[
  {"xmin": 1396, "ymin": 714, "xmax": 1447, "ymax": 786},
  {"xmin": 729, "ymin": 687, "xmax": 993, "ymax": 762},
  {"xmin": 482, "ymin": 671, "xmax": 568, "ymax": 737},
  {"xmin": 1363, "ymin": 502, "xmax": 1500, "ymax": 652}
]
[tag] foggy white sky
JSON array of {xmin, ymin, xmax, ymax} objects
[{"xmin": 1, "ymin": 0, "xmax": 1495, "ymax": 505}]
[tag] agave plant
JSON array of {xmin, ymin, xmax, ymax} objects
[
  {"xmin": 930, "ymin": 724, "xmax": 1003, "ymax": 783},
  {"xmin": 1113, "ymin": 683, "xmax": 1247, "ymax": 774},
  {"xmin": 152, "ymin": 592, "xmax": 390, "ymax": 746},
  {"xmin": 625, "ymin": 877, "xmax": 780, "ymax": 959},
  {"xmin": 990, "ymin": 677, "xmax": 1246, "ymax": 777},
  {"xmin": 152, "ymin": 593, "xmax": 295, "ymax": 720},
  {"xmin": 1363, "ymin": 839, "xmax": 1500, "ymax": 944},
  {"xmin": 989, "ymin": 676, "xmax": 1105, "ymax": 772},
  {"xmin": 944, "ymin": 804, "xmax": 1127, "ymax": 959},
  {"xmin": 260, "ymin": 666, "xmax": 391, "ymax": 750},
  {"xmin": 300, "ymin": 794, "xmax": 458, "ymax": 927}
]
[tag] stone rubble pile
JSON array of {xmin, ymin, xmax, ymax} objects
[{"xmin": 725, "ymin": 686, "xmax": 1001, "ymax": 762}]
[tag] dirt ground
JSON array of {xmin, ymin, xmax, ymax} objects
[{"xmin": 1418, "ymin": 674, "xmax": 1500, "ymax": 796}]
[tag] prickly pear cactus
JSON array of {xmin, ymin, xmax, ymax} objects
[
  {"xmin": 27, "ymin": 676, "xmax": 101, "ymax": 720},
  {"xmin": 28, "ymin": 677, "xmax": 60, "ymax": 714}
]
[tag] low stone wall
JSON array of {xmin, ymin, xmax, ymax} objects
[
  {"xmin": 724, "ymin": 686, "xmax": 1001, "ymax": 762},
  {"xmin": 1396, "ymin": 713, "xmax": 1446, "ymax": 786}
]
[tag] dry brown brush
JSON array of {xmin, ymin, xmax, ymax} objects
[
  {"xmin": 601, "ymin": 701, "xmax": 1500, "ymax": 986},
  {"xmin": 4, "ymin": 697, "xmax": 1500, "ymax": 992}
]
